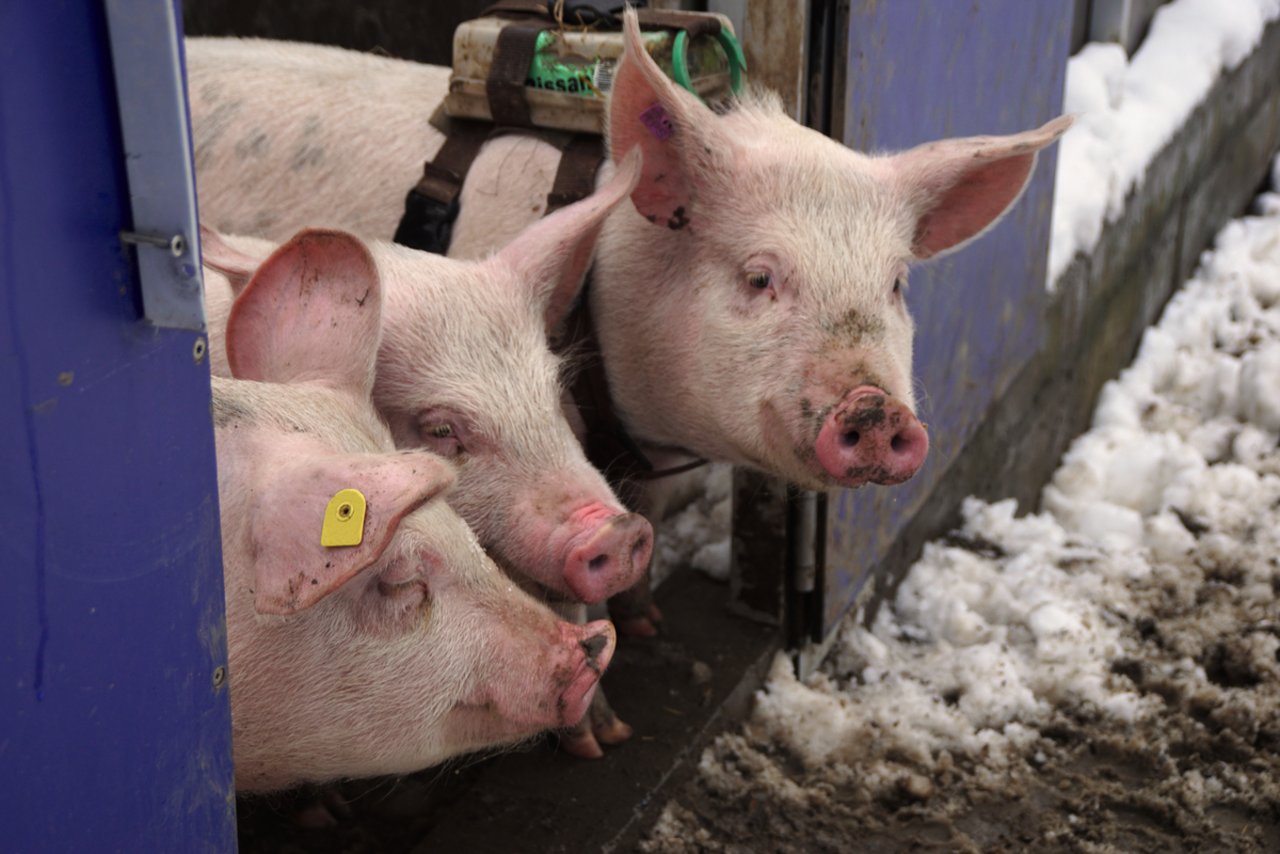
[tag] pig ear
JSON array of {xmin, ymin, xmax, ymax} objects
[
  {"xmin": 889, "ymin": 115, "xmax": 1074, "ymax": 259},
  {"xmin": 226, "ymin": 228, "xmax": 382, "ymax": 397},
  {"xmin": 200, "ymin": 224, "xmax": 261, "ymax": 295},
  {"xmin": 606, "ymin": 8, "xmax": 727, "ymax": 230},
  {"xmin": 493, "ymin": 147, "xmax": 641, "ymax": 333},
  {"xmin": 250, "ymin": 451, "xmax": 455, "ymax": 616}
]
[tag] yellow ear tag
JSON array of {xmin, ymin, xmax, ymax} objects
[{"xmin": 321, "ymin": 488, "xmax": 367, "ymax": 547}]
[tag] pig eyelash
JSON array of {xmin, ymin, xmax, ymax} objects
[
  {"xmin": 376, "ymin": 576, "xmax": 418, "ymax": 598},
  {"xmin": 417, "ymin": 418, "xmax": 466, "ymax": 458},
  {"xmin": 743, "ymin": 253, "xmax": 785, "ymax": 300},
  {"xmin": 892, "ymin": 269, "xmax": 910, "ymax": 301},
  {"xmin": 376, "ymin": 577, "xmax": 432, "ymax": 623},
  {"xmin": 744, "ymin": 269, "xmax": 780, "ymax": 301},
  {"xmin": 373, "ymin": 558, "xmax": 432, "ymax": 607}
]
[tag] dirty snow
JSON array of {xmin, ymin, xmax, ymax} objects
[
  {"xmin": 1047, "ymin": 0, "xmax": 1280, "ymax": 288},
  {"xmin": 657, "ymin": 463, "xmax": 733, "ymax": 583},
  {"xmin": 643, "ymin": 163, "xmax": 1280, "ymax": 850}
]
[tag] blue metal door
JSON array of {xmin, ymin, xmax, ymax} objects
[
  {"xmin": 821, "ymin": 1, "xmax": 1072, "ymax": 634},
  {"xmin": 1, "ymin": 2, "xmax": 236, "ymax": 849}
]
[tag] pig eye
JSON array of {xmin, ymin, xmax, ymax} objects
[
  {"xmin": 375, "ymin": 557, "xmax": 429, "ymax": 599},
  {"xmin": 417, "ymin": 418, "xmax": 465, "ymax": 458},
  {"xmin": 743, "ymin": 254, "xmax": 784, "ymax": 299}
]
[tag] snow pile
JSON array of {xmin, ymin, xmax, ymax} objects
[
  {"xmin": 657, "ymin": 463, "xmax": 733, "ymax": 582},
  {"xmin": 1047, "ymin": 0, "xmax": 1280, "ymax": 287},
  {"xmin": 644, "ymin": 166, "xmax": 1280, "ymax": 850},
  {"xmin": 761, "ymin": 170, "xmax": 1280, "ymax": 784},
  {"xmin": 746, "ymin": 496, "xmax": 1151, "ymax": 788}
]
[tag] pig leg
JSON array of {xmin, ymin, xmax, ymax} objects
[
  {"xmin": 560, "ymin": 689, "xmax": 634, "ymax": 760},
  {"xmin": 291, "ymin": 787, "xmax": 354, "ymax": 829},
  {"xmin": 605, "ymin": 470, "xmax": 699, "ymax": 636},
  {"xmin": 552, "ymin": 601, "xmax": 634, "ymax": 758},
  {"xmin": 606, "ymin": 578, "xmax": 664, "ymax": 638}
]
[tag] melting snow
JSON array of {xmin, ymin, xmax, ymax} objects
[
  {"xmin": 1047, "ymin": 0, "xmax": 1280, "ymax": 287},
  {"xmin": 645, "ymin": 161, "xmax": 1280, "ymax": 849}
]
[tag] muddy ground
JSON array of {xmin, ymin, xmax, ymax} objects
[
  {"xmin": 641, "ymin": 541, "xmax": 1280, "ymax": 853},
  {"xmin": 237, "ymin": 542, "xmax": 1280, "ymax": 854}
]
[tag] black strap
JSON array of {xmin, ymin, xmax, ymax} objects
[
  {"xmin": 394, "ymin": 120, "xmax": 493, "ymax": 254},
  {"xmin": 482, "ymin": 2, "xmax": 717, "ymax": 37},
  {"xmin": 558, "ymin": 286, "xmax": 708, "ymax": 486},
  {"xmin": 484, "ymin": 1, "xmax": 636, "ymax": 27}
]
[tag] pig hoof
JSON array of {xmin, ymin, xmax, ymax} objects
[
  {"xmin": 560, "ymin": 729, "xmax": 605, "ymax": 760},
  {"xmin": 293, "ymin": 803, "xmax": 339, "ymax": 829},
  {"xmin": 594, "ymin": 716, "xmax": 634, "ymax": 746},
  {"xmin": 581, "ymin": 687, "xmax": 633, "ymax": 748},
  {"xmin": 292, "ymin": 790, "xmax": 351, "ymax": 829},
  {"xmin": 617, "ymin": 616, "xmax": 660, "ymax": 637}
]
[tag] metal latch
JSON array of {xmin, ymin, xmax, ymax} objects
[{"xmin": 104, "ymin": 1, "xmax": 205, "ymax": 331}]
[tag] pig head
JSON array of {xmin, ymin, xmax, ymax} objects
[
  {"xmin": 210, "ymin": 230, "xmax": 616, "ymax": 791},
  {"xmin": 203, "ymin": 155, "xmax": 654, "ymax": 606},
  {"xmin": 589, "ymin": 11, "xmax": 1071, "ymax": 490},
  {"xmin": 186, "ymin": 26, "xmax": 1070, "ymax": 493}
]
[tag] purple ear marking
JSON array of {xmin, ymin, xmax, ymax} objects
[{"xmin": 640, "ymin": 103, "xmax": 673, "ymax": 141}]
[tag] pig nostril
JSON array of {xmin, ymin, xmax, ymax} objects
[
  {"xmin": 580, "ymin": 634, "xmax": 608, "ymax": 661},
  {"xmin": 891, "ymin": 434, "xmax": 909, "ymax": 453},
  {"xmin": 588, "ymin": 554, "xmax": 609, "ymax": 573},
  {"xmin": 631, "ymin": 535, "xmax": 649, "ymax": 567},
  {"xmin": 840, "ymin": 430, "xmax": 860, "ymax": 449}
]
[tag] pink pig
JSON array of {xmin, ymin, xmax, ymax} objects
[
  {"xmin": 187, "ymin": 14, "xmax": 1070, "ymax": 750},
  {"xmin": 202, "ymin": 154, "xmax": 652, "ymax": 611},
  {"xmin": 187, "ymin": 15, "xmax": 1068, "ymax": 513},
  {"xmin": 211, "ymin": 228, "xmax": 616, "ymax": 791}
]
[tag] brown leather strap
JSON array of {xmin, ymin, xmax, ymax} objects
[
  {"xmin": 546, "ymin": 135, "xmax": 604, "ymax": 213},
  {"xmin": 487, "ymin": 20, "xmax": 544, "ymax": 127},
  {"xmin": 412, "ymin": 120, "xmax": 492, "ymax": 206}
]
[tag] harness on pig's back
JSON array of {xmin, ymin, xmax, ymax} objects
[{"xmin": 394, "ymin": 1, "xmax": 722, "ymax": 488}]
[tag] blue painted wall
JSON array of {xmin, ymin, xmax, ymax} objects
[
  {"xmin": 824, "ymin": 1, "xmax": 1071, "ymax": 630},
  {"xmin": 0, "ymin": 2, "xmax": 236, "ymax": 849}
]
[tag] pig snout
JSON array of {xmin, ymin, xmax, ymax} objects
[
  {"xmin": 562, "ymin": 506, "xmax": 653, "ymax": 605},
  {"xmin": 815, "ymin": 386, "xmax": 929, "ymax": 486},
  {"xmin": 559, "ymin": 620, "xmax": 617, "ymax": 727}
]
